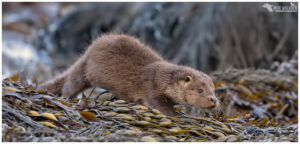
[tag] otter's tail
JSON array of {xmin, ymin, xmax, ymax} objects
[{"xmin": 38, "ymin": 55, "xmax": 90, "ymax": 98}]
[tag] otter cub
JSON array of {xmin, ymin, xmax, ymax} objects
[{"xmin": 38, "ymin": 34, "xmax": 219, "ymax": 115}]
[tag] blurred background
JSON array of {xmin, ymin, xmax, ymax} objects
[{"xmin": 2, "ymin": 2, "xmax": 298, "ymax": 81}]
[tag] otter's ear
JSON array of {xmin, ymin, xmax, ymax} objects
[
  {"xmin": 178, "ymin": 75, "xmax": 192, "ymax": 87},
  {"xmin": 184, "ymin": 76, "xmax": 192, "ymax": 83}
]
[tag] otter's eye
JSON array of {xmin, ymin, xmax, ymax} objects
[
  {"xmin": 198, "ymin": 89, "xmax": 203, "ymax": 94},
  {"xmin": 184, "ymin": 76, "xmax": 191, "ymax": 82}
]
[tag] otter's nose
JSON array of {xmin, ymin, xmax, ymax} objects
[{"xmin": 210, "ymin": 97, "xmax": 217, "ymax": 104}]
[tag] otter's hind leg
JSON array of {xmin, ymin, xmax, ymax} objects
[
  {"xmin": 61, "ymin": 76, "xmax": 90, "ymax": 99},
  {"xmin": 61, "ymin": 57, "xmax": 91, "ymax": 99}
]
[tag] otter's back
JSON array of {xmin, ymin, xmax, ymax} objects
[{"xmin": 85, "ymin": 34, "xmax": 163, "ymax": 93}]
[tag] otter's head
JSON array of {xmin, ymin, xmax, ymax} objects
[{"xmin": 165, "ymin": 66, "xmax": 219, "ymax": 109}]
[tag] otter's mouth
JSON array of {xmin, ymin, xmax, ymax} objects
[
  {"xmin": 194, "ymin": 103, "xmax": 219, "ymax": 110},
  {"xmin": 206, "ymin": 105, "xmax": 218, "ymax": 109}
]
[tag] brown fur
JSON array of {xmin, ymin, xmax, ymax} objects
[{"xmin": 38, "ymin": 34, "xmax": 219, "ymax": 115}]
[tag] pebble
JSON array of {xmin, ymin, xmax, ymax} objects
[
  {"xmin": 159, "ymin": 121, "xmax": 173, "ymax": 127},
  {"xmin": 114, "ymin": 107, "xmax": 130, "ymax": 113},
  {"xmin": 113, "ymin": 100, "xmax": 127, "ymax": 104},
  {"xmin": 104, "ymin": 112, "xmax": 117, "ymax": 117},
  {"xmin": 141, "ymin": 136, "xmax": 157, "ymax": 142},
  {"xmin": 131, "ymin": 105, "xmax": 148, "ymax": 110},
  {"xmin": 135, "ymin": 121, "xmax": 151, "ymax": 126}
]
